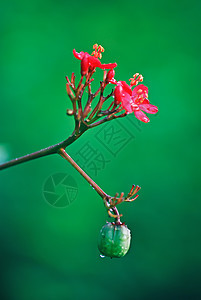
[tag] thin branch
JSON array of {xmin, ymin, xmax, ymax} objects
[
  {"xmin": 58, "ymin": 148, "xmax": 108, "ymax": 199},
  {"xmin": 58, "ymin": 148, "xmax": 122, "ymax": 222},
  {"xmin": 77, "ymin": 98, "xmax": 82, "ymax": 119},
  {"xmin": 87, "ymin": 81, "xmax": 106, "ymax": 121},
  {"xmin": 89, "ymin": 111, "xmax": 127, "ymax": 128},
  {"xmin": 0, "ymin": 131, "xmax": 80, "ymax": 171},
  {"xmin": 104, "ymin": 89, "xmax": 114, "ymax": 101}
]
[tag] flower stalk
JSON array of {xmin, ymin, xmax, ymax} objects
[
  {"xmin": 58, "ymin": 148, "xmax": 124, "ymax": 222},
  {"xmin": 0, "ymin": 44, "xmax": 158, "ymax": 224},
  {"xmin": 58, "ymin": 148, "xmax": 107, "ymax": 199}
]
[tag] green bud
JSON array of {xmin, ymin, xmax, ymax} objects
[{"xmin": 98, "ymin": 222, "xmax": 131, "ymax": 258}]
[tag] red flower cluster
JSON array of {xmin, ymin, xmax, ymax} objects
[{"xmin": 73, "ymin": 45, "xmax": 158, "ymax": 123}]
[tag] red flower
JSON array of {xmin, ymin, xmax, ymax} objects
[
  {"xmin": 114, "ymin": 75, "xmax": 158, "ymax": 123},
  {"xmin": 114, "ymin": 81, "xmax": 132, "ymax": 107},
  {"xmin": 131, "ymin": 84, "xmax": 158, "ymax": 122},
  {"xmin": 73, "ymin": 44, "xmax": 117, "ymax": 76}
]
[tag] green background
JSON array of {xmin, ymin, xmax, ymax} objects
[{"xmin": 1, "ymin": 0, "xmax": 201, "ymax": 299}]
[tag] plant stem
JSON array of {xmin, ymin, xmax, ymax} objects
[
  {"xmin": 58, "ymin": 148, "xmax": 108, "ymax": 199},
  {"xmin": 0, "ymin": 129, "xmax": 87, "ymax": 171},
  {"xmin": 0, "ymin": 126, "xmax": 121, "ymax": 222},
  {"xmin": 58, "ymin": 148, "xmax": 121, "ymax": 222},
  {"xmin": 89, "ymin": 111, "xmax": 126, "ymax": 128}
]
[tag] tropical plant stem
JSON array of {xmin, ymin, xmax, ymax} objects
[
  {"xmin": 58, "ymin": 148, "xmax": 108, "ymax": 199},
  {"xmin": 0, "ymin": 129, "xmax": 86, "ymax": 171},
  {"xmin": 58, "ymin": 148, "xmax": 121, "ymax": 222},
  {"xmin": 0, "ymin": 127, "xmax": 121, "ymax": 221}
]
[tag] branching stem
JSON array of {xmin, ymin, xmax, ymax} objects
[
  {"xmin": 0, "ymin": 67, "xmax": 126, "ymax": 222},
  {"xmin": 58, "ymin": 148, "xmax": 121, "ymax": 222}
]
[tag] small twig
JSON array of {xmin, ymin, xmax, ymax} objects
[
  {"xmin": 76, "ymin": 75, "xmax": 84, "ymax": 94},
  {"xmin": 77, "ymin": 98, "xmax": 82, "ymax": 119},
  {"xmin": 58, "ymin": 148, "xmax": 108, "ymax": 200},
  {"xmin": 104, "ymin": 89, "xmax": 114, "ymax": 101},
  {"xmin": 89, "ymin": 110, "xmax": 126, "ymax": 128},
  {"xmin": 88, "ymin": 81, "xmax": 106, "ymax": 121},
  {"xmin": 93, "ymin": 86, "xmax": 102, "ymax": 99},
  {"xmin": 71, "ymin": 72, "xmax": 76, "ymax": 89}
]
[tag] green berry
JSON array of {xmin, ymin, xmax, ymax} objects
[{"xmin": 98, "ymin": 222, "xmax": 131, "ymax": 258}]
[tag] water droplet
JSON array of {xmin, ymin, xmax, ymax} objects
[{"xmin": 100, "ymin": 254, "xmax": 105, "ymax": 258}]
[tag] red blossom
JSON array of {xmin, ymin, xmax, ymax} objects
[
  {"xmin": 73, "ymin": 45, "xmax": 117, "ymax": 76},
  {"xmin": 114, "ymin": 80, "xmax": 158, "ymax": 123},
  {"xmin": 114, "ymin": 81, "xmax": 132, "ymax": 109}
]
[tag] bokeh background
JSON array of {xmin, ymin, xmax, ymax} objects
[{"xmin": 1, "ymin": 0, "xmax": 201, "ymax": 299}]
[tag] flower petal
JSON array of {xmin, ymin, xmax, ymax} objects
[
  {"xmin": 140, "ymin": 98, "xmax": 150, "ymax": 104},
  {"xmin": 109, "ymin": 78, "xmax": 117, "ymax": 84},
  {"xmin": 114, "ymin": 85, "xmax": 123, "ymax": 105},
  {"xmin": 73, "ymin": 49, "xmax": 85, "ymax": 60},
  {"xmin": 99, "ymin": 62, "xmax": 118, "ymax": 70},
  {"xmin": 81, "ymin": 55, "xmax": 89, "ymax": 75},
  {"xmin": 134, "ymin": 109, "xmax": 150, "ymax": 123},
  {"xmin": 121, "ymin": 93, "xmax": 133, "ymax": 113},
  {"xmin": 73, "ymin": 49, "xmax": 117, "ymax": 70},
  {"xmin": 88, "ymin": 55, "xmax": 117, "ymax": 70},
  {"xmin": 88, "ymin": 55, "xmax": 102, "ymax": 68},
  {"xmin": 121, "ymin": 81, "xmax": 132, "ymax": 96},
  {"xmin": 139, "ymin": 104, "xmax": 158, "ymax": 114},
  {"xmin": 106, "ymin": 69, "xmax": 115, "ymax": 83},
  {"xmin": 132, "ymin": 84, "xmax": 148, "ymax": 97}
]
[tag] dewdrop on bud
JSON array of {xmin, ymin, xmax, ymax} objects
[
  {"xmin": 106, "ymin": 69, "xmax": 115, "ymax": 82},
  {"xmin": 106, "ymin": 69, "xmax": 117, "ymax": 84},
  {"xmin": 66, "ymin": 109, "xmax": 74, "ymax": 116}
]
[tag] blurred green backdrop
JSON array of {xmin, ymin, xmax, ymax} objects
[{"xmin": 1, "ymin": 0, "xmax": 201, "ymax": 299}]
